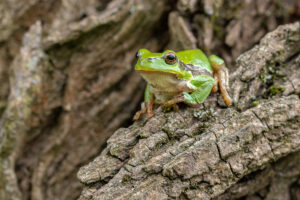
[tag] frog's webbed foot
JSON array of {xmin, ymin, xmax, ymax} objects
[
  {"xmin": 165, "ymin": 94, "xmax": 199, "ymax": 108},
  {"xmin": 161, "ymin": 94, "xmax": 185, "ymax": 112},
  {"xmin": 133, "ymin": 101, "xmax": 154, "ymax": 121},
  {"xmin": 164, "ymin": 94, "xmax": 185, "ymax": 107},
  {"xmin": 133, "ymin": 102, "xmax": 146, "ymax": 121}
]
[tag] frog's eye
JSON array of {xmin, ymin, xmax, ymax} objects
[{"xmin": 165, "ymin": 52, "xmax": 177, "ymax": 65}]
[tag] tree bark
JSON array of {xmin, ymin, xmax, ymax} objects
[
  {"xmin": 77, "ymin": 23, "xmax": 300, "ymax": 199},
  {"xmin": 0, "ymin": 0, "xmax": 299, "ymax": 200}
]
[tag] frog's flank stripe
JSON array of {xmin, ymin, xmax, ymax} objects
[{"xmin": 178, "ymin": 60, "xmax": 213, "ymax": 77}]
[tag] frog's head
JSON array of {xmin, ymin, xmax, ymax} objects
[{"xmin": 134, "ymin": 49, "xmax": 192, "ymax": 80}]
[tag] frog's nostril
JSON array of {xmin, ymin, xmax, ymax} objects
[{"xmin": 135, "ymin": 52, "xmax": 140, "ymax": 58}]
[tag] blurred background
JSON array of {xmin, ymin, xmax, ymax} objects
[{"xmin": 0, "ymin": 0, "xmax": 299, "ymax": 200}]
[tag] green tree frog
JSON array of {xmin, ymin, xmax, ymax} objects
[{"xmin": 133, "ymin": 49, "xmax": 232, "ymax": 120}]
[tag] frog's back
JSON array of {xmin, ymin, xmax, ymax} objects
[{"xmin": 177, "ymin": 49, "xmax": 212, "ymax": 73}]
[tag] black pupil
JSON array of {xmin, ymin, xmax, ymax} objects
[
  {"xmin": 136, "ymin": 52, "xmax": 139, "ymax": 58},
  {"xmin": 167, "ymin": 54, "xmax": 175, "ymax": 60}
]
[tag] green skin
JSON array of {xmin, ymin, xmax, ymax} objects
[{"xmin": 134, "ymin": 49, "xmax": 231, "ymax": 120}]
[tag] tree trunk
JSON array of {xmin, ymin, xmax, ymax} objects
[
  {"xmin": 77, "ymin": 22, "xmax": 300, "ymax": 200},
  {"xmin": 0, "ymin": 0, "xmax": 299, "ymax": 200}
]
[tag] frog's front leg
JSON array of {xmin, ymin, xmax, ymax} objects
[
  {"xmin": 133, "ymin": 84, "xmax": 154, "ymax": 120},
  {"xmin": 208, "ymin": 55, "xmax": 232, "ymax": 106},
  {"xmin": 164, "ymin": 75, "xmax": 215, "ymax": 108},
  {"xmin": 182, "ymin": 75, "xmax": 215, "ymax": 106}
]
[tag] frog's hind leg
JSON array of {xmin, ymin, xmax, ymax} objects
[
  {"xmin": 212, "ymin": 73, "xmax": 219, "ymax": 93},
  {"xmin": 218, "ymin": 68, "xmax": 232, "ymax": 105},
  {"xmin": 224, "ymin": 66, "xmax": 230, "ymax": 92},
  {"xmin": 209, "ymin": 55, "xmax": 232, "ymax": 106}
]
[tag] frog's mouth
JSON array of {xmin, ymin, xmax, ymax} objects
[{"xmin": 136, "ymin": 69, "xmax": 177, "ymax": 76}]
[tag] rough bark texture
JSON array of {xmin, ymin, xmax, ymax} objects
[
  {"xmin": 0, "ymin": 0, "xmax": 299, "ymax": 200},
  {"xmin": 77, "ymin": 23, "xmax": 300, "ymax": 199}
]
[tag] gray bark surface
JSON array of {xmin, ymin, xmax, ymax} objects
[
  {"xmin": 0, "ymin": 0, "xmax": 299, "ymax": 200},
  {"xmin": 77, "ymin": 23, "xmax": 300, "ymax": 200}
]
